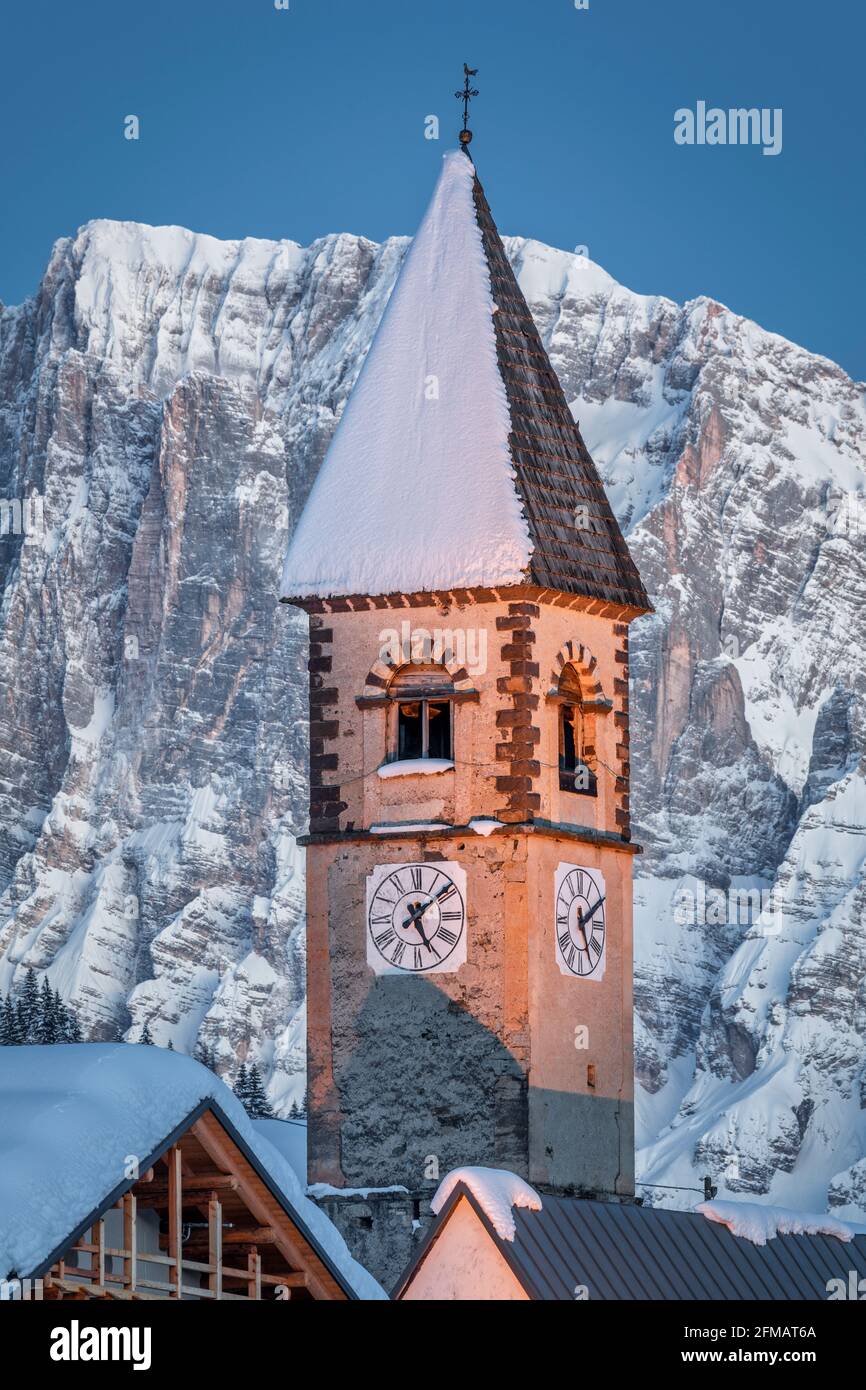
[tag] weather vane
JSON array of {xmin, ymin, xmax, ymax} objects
[{"xmin": 455, "ymin": 63, "xmax": 479, "ymax": 150}]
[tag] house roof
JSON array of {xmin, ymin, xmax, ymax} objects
[
  {"xmin": 395, "ymin": 1183, "xmax": 866, "ymax": 1301},
  {"xmin": 280, "ymin": 150, "xmax": 650, "ymax": 613},
  {"xmin": 0, "ymin": 1044, "xmax": 384, "ymax": 1299}
]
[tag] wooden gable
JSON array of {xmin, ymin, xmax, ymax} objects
[{"xmin": 40, "ymin": 1104, "xmax": 352, "ymax": 1301}]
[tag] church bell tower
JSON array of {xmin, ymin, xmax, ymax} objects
[{"xmin": 280, "ymin": 127, "xmax": 651, "ymax": 1286}]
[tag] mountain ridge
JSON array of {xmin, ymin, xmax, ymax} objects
[{"xmin": 1, "ymin": 215, "xmax": 863, "ymax": 1216}]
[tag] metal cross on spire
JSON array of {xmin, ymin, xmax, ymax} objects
[{"xmin": 455, "ymin": 63, "xmax": 479, "ymax": 151}]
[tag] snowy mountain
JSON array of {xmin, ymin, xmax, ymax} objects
[{"xmin": 0, "ymin": 213, "xmax": 863, "ymax": 1215}]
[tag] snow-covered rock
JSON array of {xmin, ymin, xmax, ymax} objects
[{"xmin": 0, "ymin": 202, "xmax": 863, "ymax": 1219}]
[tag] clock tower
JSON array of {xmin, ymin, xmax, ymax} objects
[{"xmin": 280, "ymin": 143, "xmax": 651, "ymax": 1286}]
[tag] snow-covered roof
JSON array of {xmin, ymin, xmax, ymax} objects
[
  {"xmin": 697, "ymin": 1199, "xmax": 865, "ymax": 1246},
  {"xmin": 397, "ymin": 1172, "xmax": 866, "ymax": 1300},
  {"xmin": 0, "ymin": 1045, "xmax": 384, "ymax": 1298},
  {"xmin": 280, "ymin": 151, "xmax": 650, "ymax": 611},
  {"xmin": 431, "ymin": 1166, "xmax": 542, "ymax": 1241}
]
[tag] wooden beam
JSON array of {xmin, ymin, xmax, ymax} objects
[
  {"xmin": 167, "ymin": 1145, "xmax": 182, "ymax": 1300},
  {"xmin": 135, "ymin": 1173, "xmax": 239, "ymax": 1207},
  {"xmin": 208, "ymin": 1198, "xmax": 222, "ymax": 1301},
  {"xmin": 147, "ymin": 1173, "xmax": 238, "ymax": 1195},
  {"xmin": 221, "ymin": 1226, "xmax": 276, "ymax": 1247},
  {"xmin": 123, "ymin": 1193, "xmax": 137, "ymax": 1294},
  {"xmin": 247, "ymin": 1252, "xmax": 261, "ymax": 1301},
  {"xmin": 191, "ymin": 1113, "xmax": 345, "ymax": 1300}
]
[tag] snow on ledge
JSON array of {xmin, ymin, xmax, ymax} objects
[
  {"xmin": 469, "ymin": 818, "xmax": 505, "ymax": 836},
  {"xmin": 697, "ymin": 1200, "xmax": 863, "ymax": 1246},
  {"xmin": 432, "ymin": 1166, "xmax": 542, "ymax": 1242},
  {"xmin": 377, "ymin": 758, "xmax": 454, "ymax": 779},
  {"xmin": 308, "ymin": 1183, "xmax": 409, "ymax": 1200},
  {"xmin": 370, "ymin": 822, "xmax": 448, "ymax": 834}
]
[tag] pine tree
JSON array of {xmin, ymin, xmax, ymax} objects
[
  {"xmin": 234, "ymin": 1061, "xmax": 250, "ymax": 1105},
  {"xmin": 244, "ymin": 1063, "xmax": 275, "ymax": 1120},
  {"xmin": 52, "ymin": 989, "xmax": 71, "ymax": 1043},
  {"xmin": 298, "ymin": 1089, "xmax": 308, "ymax": 1118},
  {"xmin": 65, "ymin": 1009, "xmax": 83, "ymax": 1044},
  {"xmin": 37, "ymin": 975, "xmax": 58, "ymax": 1044},
  {"xmin": 167, "ymin": 1038, "xmax": 174, "ymax": 1051},
  {"xmin": 288, "ymin": 1099, "xmax": 299, "ymax": 1119},
  {"xmin": 19, "ymin": 968, "xmax": 39, "ymax": 1043},
  {"xmin": 195, "ymin": 1040, "xmax": 217, "ymax": 1072},
  {"xmin": 0, "ymin": 995, "xmax": 18, "ymax": 1045},
  {"xmin": 139, "ymin": 1021, "xmax": 154, "ymax": 1045}
]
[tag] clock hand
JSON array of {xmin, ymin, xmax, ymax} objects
[
  {"xmin": 402, "ymin": 880, "xmax": 455, "ymax": 928},
  {"xmin": 574, "ymin": 895, "xmax": 606, "ymax": 953},
  {"xmin": 399, "ymin": 878, "xmax": 459, "ymax": 950},
  {"xmin": 401, "ymin": 900, "xmax": 428, "ymax": 927},
  {"xmin": 572, "ymin": 894, "xmax": 604, "ymax": 950},
  {"xmin": 584, "ymin": 894, "xmax": 606, "ymax": 925},
  {"xmin": 574, "ymin": 908, "xmax": 589, "ymax": 951},
  {"xmin": 401, "ymin": 899, "xmax": 433, "ymax": 948}
]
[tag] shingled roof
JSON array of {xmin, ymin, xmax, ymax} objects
[
  {"xmin": 280, "ymin": 150, "xmax": 650, "ymax": 613},
  {"xmin": 471, "ymin": 169, "xmax": 650, "ymax": 611},
  {"xmin": 395, "ymin": 1184, "xmax": 866, "ymax": 1301}
]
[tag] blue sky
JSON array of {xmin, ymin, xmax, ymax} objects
[{"xmin": 1, "ymin": 0, "xmax": 863, "ymax": 378}]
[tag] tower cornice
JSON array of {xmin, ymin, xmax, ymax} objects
[
  {"xmin": 297, "ymin": 819, "xmax": 642, "ymax": 854},
  {"xmin": 282, "ymin": 583, "xmax": 649, "ymax": 623}
]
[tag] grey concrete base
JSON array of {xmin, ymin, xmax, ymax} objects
[
  {"xmin": 310, "ymin": 1190, "xmax": 436, "ymax": 1294},
  {"xmin": 529, "ymin": 1092, "xmax": 635, "ymax": 1196}
]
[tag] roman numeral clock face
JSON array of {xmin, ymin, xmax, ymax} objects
[
  {"xmin": 366, "ymin": 862, "xmax": 467, "ymax": 975},
  {"xmin": 555, "ymin": 863, "xmax": 607, "ymax": 980}
]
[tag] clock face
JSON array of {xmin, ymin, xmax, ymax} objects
[
  {"xmin": 366, "ymin": 861, "xmax": 467, "ymax": 975},
  {"xmin": 554, "ymin": 863, "xmax": 606, "ymax": 980}
]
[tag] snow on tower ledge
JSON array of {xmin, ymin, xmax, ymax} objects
[{"xmin": 280, "ymin": 151, "xmax": 530, "ymax": 600}]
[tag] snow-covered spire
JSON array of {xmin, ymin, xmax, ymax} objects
[
  {"xmin": 281, "ymin": 150, "xmax": 650, "ymax": 612},
  {"xmin": 280, "ymin": 151, "xmax": 532, "ymax": 600}
]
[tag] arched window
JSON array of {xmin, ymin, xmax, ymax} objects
[
  {"xmin": 388, "ymin": 664, "xmax": 454, "ymax": 762},
  {"xmin": 558, "ymin": 663, "xmax": 597, "ymax": 796}
]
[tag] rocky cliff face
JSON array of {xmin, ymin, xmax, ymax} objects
[{"xmin": 0, "ymin": 218, "xmax": 863, "ymax": 1212}]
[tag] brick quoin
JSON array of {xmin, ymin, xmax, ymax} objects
[{"xmin": 495, "ymin": 602, "xmax": 542, "ymax": 821}]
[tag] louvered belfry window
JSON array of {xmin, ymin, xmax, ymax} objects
[
  {"xmin": 558, "ymin": 663, "xmax": 597, "ymax": 796},
  {"xmin": 389, "ymin": 664, "xmax": 454, "ymax": 762}
]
